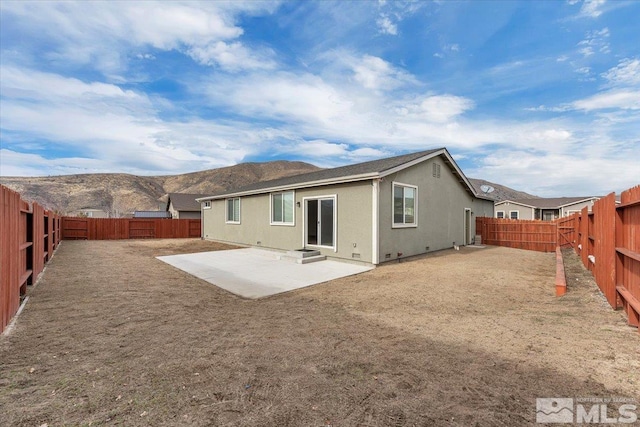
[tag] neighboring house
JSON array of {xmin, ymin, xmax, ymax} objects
[
  {"xmin": 198, "ymin": 148, "xmax": 494, "ymax": 265},
  {"xmin": 133, "ymin": 210, "xmax": 172, "ymax": 218},
  {"xmin": 73, "ymin": 208, "xmax": 109, "ymax": 218},
  {"xmin": 494, "ymin": 197, "xmax": 600, "ymax": 221},
  {"xmin": 166, "ymin": 193, "xmax": 208, "ymax": 219}
]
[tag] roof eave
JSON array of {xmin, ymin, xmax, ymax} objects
[
  {"xmin": 495, "ymin": 200, "xmax": 539, "ymax": 209},
  {"xmin": 197, "ymin": 172, "xmax": 380, "ymax": 201},
  {"xmin": 557, "ymin": 197, "xmax": 599, "ymax": 208}
]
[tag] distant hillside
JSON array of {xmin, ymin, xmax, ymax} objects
[
  {"xmin": 0, "ymin": 161, "xmax": 535, "ymax": 216},
  {"xmin": 468, "ymin": 178, "xmax": 538, "ymax": 202},
  {"xmin": 0, "ymin": 161, "xmax": 320, "ymax": 215}
]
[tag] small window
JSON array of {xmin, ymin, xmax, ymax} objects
[
  {"xmin": 509, "ymin": 211, "xmax": 519, "ymax": 220},
  {"xmin": 271, "ymin": 191, "xmax": 295, "ymax": 225},
  {"xmin": 202, "ymin": 201, "xmax": 211, "ymax": 209},
  {"xmin": 392, "ymin": 182, "xmax": 417, "ymax": 227},
  {"xmin": 496, "ymin": 211, "xmax": 505, "ymax": 219},
  {"xmin": 226, "ymin": 198, "xmax": 240, "ymax": 223}
]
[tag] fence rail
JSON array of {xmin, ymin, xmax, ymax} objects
[
  {"xmin": 477, "ymin": 184, "xmax": 640, "ymax": 333},
  {"xmin": 61, "ymin": 217, "xmax": 201, "ymax": 240},
  {"xmin": 1, "ymin": 185, "xmax": 61, "ymax": 333}
]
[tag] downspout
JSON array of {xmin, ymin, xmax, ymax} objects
[
  {"xmin": 201, "ymin": 203, "xmax": 205, "ymax": 239},
  {"xmin": 372, "ymin": 179, "xmax": 380, "ymax": 265}
]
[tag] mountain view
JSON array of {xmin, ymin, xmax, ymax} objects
[{"xmin": 0, "ymin": 161, "xmax": 535, "ymax": 215}]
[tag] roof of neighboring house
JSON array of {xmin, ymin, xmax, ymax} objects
[
  {"xmin": 199, "ymin": 147, "xmax": 486, "ymax": 201},
  {"xmin": 167, "ymin": 193, "xmax": 208, "ymax": 212},
  {"xmin": 495, "ymin": 197, "xmax": 599, "ymax": 209},
  {"xmin": 134, "ymin": 210, "xmax": 172, "ymax": 218}
]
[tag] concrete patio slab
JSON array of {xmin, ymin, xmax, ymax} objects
[{"xmin": 157, "ymin": 248, "xmax": 373, "ymax": 298}]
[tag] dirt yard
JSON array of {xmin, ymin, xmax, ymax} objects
[{"xmin": 1, "ymin": 240, "xmax": 638, "ymax": 426}]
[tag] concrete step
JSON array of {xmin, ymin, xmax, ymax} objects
[
  {"xmin": 285, "ymin": 249, "xmax": 321, "ymax": 259},
  {"xmin": 277, "ymin": 250, "xmax": 326, "ymax": 264},
  {"xmin": 295, "ymin": 254, "xmax": 326, "ymax": 264}
]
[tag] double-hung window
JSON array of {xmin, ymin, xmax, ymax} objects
[
  {"xmin": 496, "ymin": 211, "xmax": 505, "ymax": 219},
  {"xmin": 392, "ymin": 182, "xmax": 417, "ymax": 227},
  {"xmin": 271, "ymin": 191, "xmax": 294, "ymax": 225},
  {"xmin": 226, "ymin": 198, "xmax": 240, "ymax": 224},
  {"xmin": 509, "ymin": 211, "xmax": 519, "ymax": 220}
]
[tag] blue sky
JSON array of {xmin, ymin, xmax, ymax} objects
[{"xmin": 0, "ymin": 0, "xmax": 638, "ymax": 197}]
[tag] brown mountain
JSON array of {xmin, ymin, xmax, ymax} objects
[
  {"xmin": 0, "ymin": 161, "xmax": 534, "ymax": 216},
  {"xmin": 0, "ymin": 161, "xmax": 320, "ymax": 215}
]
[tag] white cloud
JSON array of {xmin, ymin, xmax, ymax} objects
[
  {"xmin": 0, "ymin": 66, "xmax": 268, "ymax": 175},
  {"xmin": 0, "ymin": 149, "xmax": 112, "ymax": 177},
  {"xmin": 287, "ymin": 140, "xmax": 349, "ymax": 157},
  {"xmin": 578, "ymin": 0, "xmax": 607, "ymax": 18},
  {"xmin": 0, "ymin": 1, "xmax": 279, "ymax": 76},
  {"xmin": 351, "ymin": 55, "xmax": 418, "ymax": 91},
  {"xmin": 577, "ymin": 27, "xmax": 610, "ymax": 57},
  {"xmin": 398, "ymin": 95, "xmax": 475, "ymax": 123},
  {"xmin": 205, "ymin": 72, "xmax": 356, "ymax": 127},
  {"xmin": 187, "ymin": 41, "xmax": 276, "ymax": 71},
  {"xmin": 376, "ymin": 14, "xmax": 397, "ymax": 35},
  {"xmin": 469, "ymin": 145, "xmax": 639, "ymax": 197},
  {"xmin": 434, "ymin": 43, "xmax": 461, "ymax": 58},
  {"xmin": 602, "ymin": 58, "xmax": 640, "ymax": 87},
  {"xmin": 572, "ymin": 90, "xmax": 640, "ymax": 110},
  {"xmin": 374, "ymin": 1, "xmax": 424, "ymax": 36}
]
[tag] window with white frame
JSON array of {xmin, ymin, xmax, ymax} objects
[
  {"xmin": 509, "ymin": 211, "xmax": 519, "ymax": 219},
  {"xmin": 226, "ymin": 198, "xmax": 240, "ymax": 223},
  {"xmin": 271, "ymin": 191, "xmax": 295, "ymax": 225},
  {"xmin": 496, "ymin": 211, "xmax": 505, "ymax": 219},
  {"xmin": 392, "ymin": 182, "xmax": 417, "ymax": 227},
  {"xmin": 202, "ymin": 201, "xmax": 211, "ymax": 209}
]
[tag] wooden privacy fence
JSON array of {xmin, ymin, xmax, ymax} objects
[
  {"xmin": 61, "ymin": 217, "xmax": 201, "ymax": 240},
  {"xmin": 477, "ymin": 184, "xmax": 640, "ymax": 332},
  {"xmin": 568, "ymin": 188, "xmax": 640, "ymax": 332},
  {"xmin": 475, "ymin": 217, "xmax": 557, "ymax": 252},
  {"xmin": 1, "ymin": 185, "xmax": 61, "ymax": 333}
]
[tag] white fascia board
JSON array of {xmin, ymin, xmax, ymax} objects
[
  {"xmin": 495, "ymin": 200, "xmax": 538, "ymax": 209},
  {"xmin": 199, "ymin": 173, "xmax": 379, "ymax": 201}
]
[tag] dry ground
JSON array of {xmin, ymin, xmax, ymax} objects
[{"xmin": 1, "ymin": 240, "xmax": 638, "ymax": 426}]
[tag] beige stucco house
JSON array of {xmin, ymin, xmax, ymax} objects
[
  {"xmin": 494, "ymin": 197, "xmax": 599, "ymax": 221},
  {"xmin": 198, "ymin": 148, "xmax": 494, "ymax": 265},
  {"xmin": 166, "ymin": 193, "xmax": 208, "ymax": 219}
]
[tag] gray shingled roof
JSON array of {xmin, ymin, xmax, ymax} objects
[
  {"xmin": 501, "ymin": 197, "xmax": 598, "ymax": 209},
  {"xmin": 167, "ymin": 193, "xmax": 208, "ymax": 211},
  {"xmin": 205, "ymin": 148, "xmax": 446, "ymax": 199}
]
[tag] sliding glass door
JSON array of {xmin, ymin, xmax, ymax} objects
[{"xmin": 305, "ymin": 197, "xmax": 335, "ymax": 248}]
